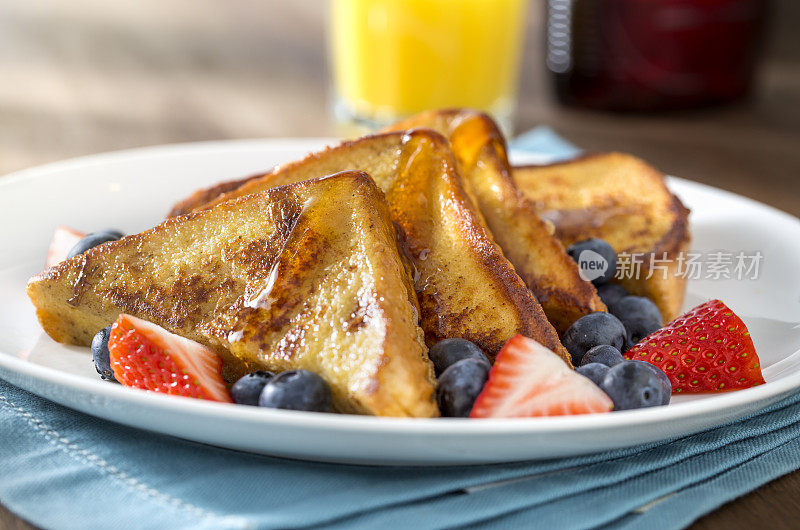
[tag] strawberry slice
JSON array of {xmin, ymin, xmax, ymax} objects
[
  {"xmin": 470, "ymin": 335, "xmax": 613, "ymax": 418},
  {"xmin": 108, "ymin": 314, "xmax": 232, "ymax": 402},
  {"xmin": 46, "ymin": 226, "xmax": 85, "ymax": 267},
  {"xmin": 624, "ymin": 299, "xmax": 765, "ymax": 393}
]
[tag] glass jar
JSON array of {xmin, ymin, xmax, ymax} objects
[{"xmin": 546, "ymin": 0, "xmax": 770, "ymax": 111}]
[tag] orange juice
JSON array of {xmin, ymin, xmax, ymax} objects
[{"xmin": 330, "ymin": 0, "xmax": 527, "ymax": 131}]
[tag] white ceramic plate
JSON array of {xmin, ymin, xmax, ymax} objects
[{"xmin": 2, "ymin": 139, "xmax": 799, "ymax": 465}]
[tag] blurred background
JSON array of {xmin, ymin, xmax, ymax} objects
[{"xmin": 0, "ymin": 0, "xmax": 797, "ymax": 215}]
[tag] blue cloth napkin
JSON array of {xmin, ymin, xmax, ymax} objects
[
  {"xmin": 510, "ymin": 126, "xmax": 582, "ymax": 160},
  {"xmin": 3, "ymin": 378, "xmax": 800, "ymax": 530},
  {"xmin": 3, "ymin": 129, "xmax": 799, "ymax": 530}
]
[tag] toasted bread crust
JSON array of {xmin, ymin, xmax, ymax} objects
[
  {"xmin": 384, "ymin": 109, "xmax": 606, "ymax": 334},
  {"xmin": 168, "ymin": 177, "xmax": 255, "ymax": 218},
  {"xmin": 29, "ymin": 172, "xmax": 438, "ymax": 417},
  {"xmin": 172, "ymin": 129, "xmax": 568, "ymax": 362},
  {"xmin": 513, "ymin": 152, "xmax": 691, "ymax": 321}
]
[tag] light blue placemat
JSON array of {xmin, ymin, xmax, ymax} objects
[{"xmin": 3, "ymin": 129, "xmax": 799, "ymax": 530}]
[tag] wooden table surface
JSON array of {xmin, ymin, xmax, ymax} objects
[{"xmin": 1, "ymin": 1, "xmax": 798, "ymax": 528}]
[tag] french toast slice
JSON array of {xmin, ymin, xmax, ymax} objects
[
  {"xmin": 512, "ymin": 153, "xmax": 691, "ymax": 321},
  {"xmin": 28, "ymin": 172, "xmax": 439, "ymax": 417},
  {"xmin": 383, "ymin": 109, "xmax": 606, "ymax": 334},
  {"xmin": 170, "ymin": 129, "xmax": 569, "ymax": 363}
]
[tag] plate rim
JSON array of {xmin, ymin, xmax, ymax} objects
[{"xmin": 1, "ymin": 341, "xmax": 798, "ymax": 435}]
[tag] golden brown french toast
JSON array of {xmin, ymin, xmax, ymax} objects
[
  {"xmin": 512, "ymin": 153, "xmax": 691, "ymax": 321},
  {"xmin": 170, "ymin": 129, "xmax": 569, "ymax": 363},
  {"xmin": 28, "ymin": 172, "xmax": 439, "ymax": 417},
  {"xmin": 383, "ymin": 109, "xmax": 606, "ymax": 334}
]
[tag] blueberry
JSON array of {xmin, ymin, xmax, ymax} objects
[
  {"xmin": 610, "ymin": 295, "xmax": 661, "ymax": 326},
  {"xmin": 258, "ymin": 370, "xmax": 332, "ymax": 412},
  {"xmin": 575, "ymin": 363, "xmax": 610, "ymax": 386},
  {"xmin": 436, "ymin": 358, "xmax": 490, "ymax": 417},
  {"xmin": 651, "ymin": 366, "xmax": 673, "ymax": 406},
  {"xmin": 428, "ymin": 338, "xmax": 490, "ymax": 377},
  {"xmin": 597, "ymin": 283, "xmax": 628, "ymax": 308},
  {"xmin": 562, "ymin": 312, "xmax": 626, "ymax": 365},
  {"xmin": 600, "ymin": 360, "xmax": 671, "ymax": 410},
  {"xmin": 580, "ymin": 344, "xmax": 625, "ymax": 367},
  {"xmin": 566, "ymin": 238, "xmax": 617, "ymax": 285},
  {"xmin": 91, "ymin": 326, "xmax": 118, "ymax": 382},
  {"xmin": 609, "ymin": 296, "xmax": 663, "ymax": 351},
  {"xmin": 231, "ymin": 371, "xmax": 275, "ymax": 406},
  {"xmin": 67, "ymin": 231, "xmax": 123, "ymax": 259}
]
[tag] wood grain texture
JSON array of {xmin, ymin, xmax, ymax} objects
[
  {"xmin": 0, "ymin": 504, "xmax": 35, "ymax": 530},
  {"xmin": 0, "ymin": 1, "xmax": 798, "ymax": 529}
]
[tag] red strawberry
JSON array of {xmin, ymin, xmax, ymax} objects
[
  {"xmin": 625, "ymin": 299, "xmax": 765, "ymax": 393},
  {"xmin": 46, "ymin": 226, "xmax": 85, "ymax": 267},
  {"xmin": 108, "ymin": 314, "xmax": 232, "ymax": 403},
  {"xmin": 470, "ymin": 335, "xmax": 613, "ymax": 418}
]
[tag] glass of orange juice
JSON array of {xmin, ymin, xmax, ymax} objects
[{"xmin": 330, "ymin": 0, "xmax": 528, "ymax": 134}]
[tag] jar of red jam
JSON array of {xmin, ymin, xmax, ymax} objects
[{"xmin": 546, "ymin": 0, "xmax": 770, "ymax": 111}]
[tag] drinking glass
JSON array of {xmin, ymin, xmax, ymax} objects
[{"xmin": 330, "ymin": 0, "xmax": 528, "ymax": 134}]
